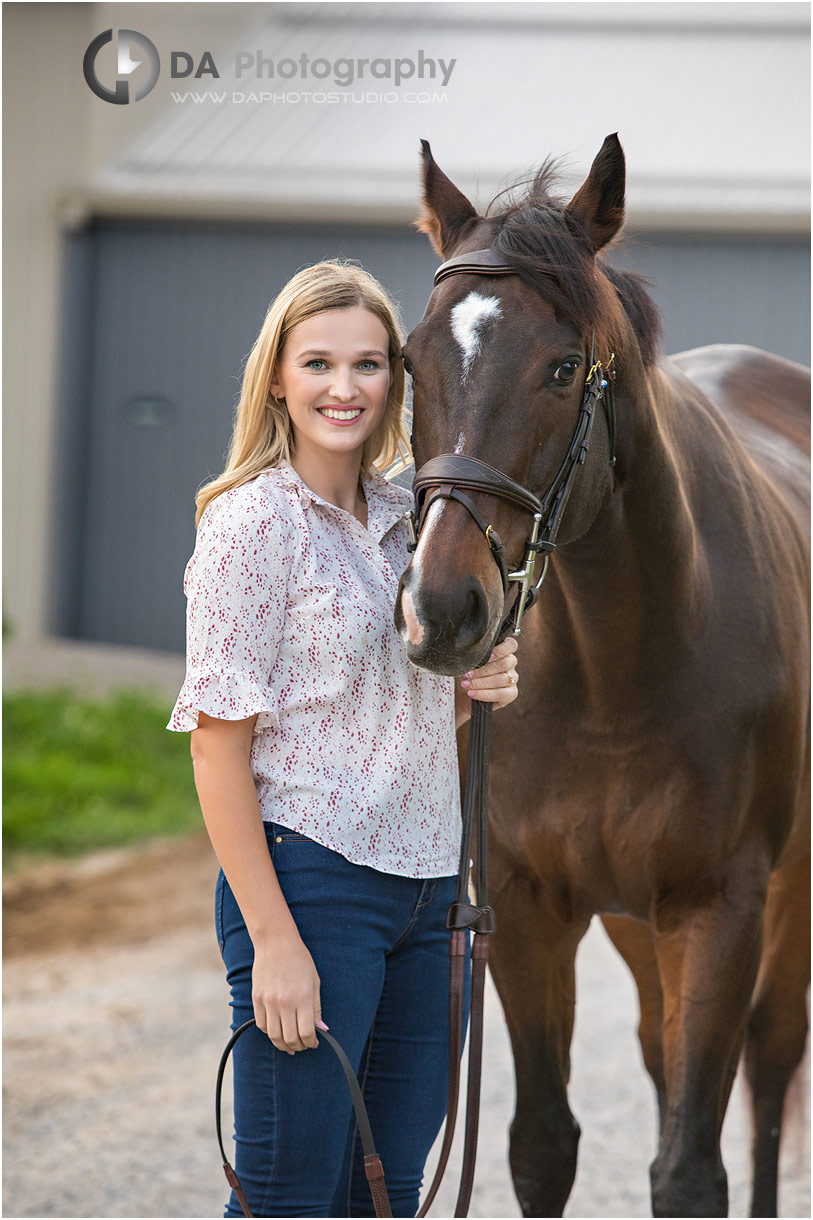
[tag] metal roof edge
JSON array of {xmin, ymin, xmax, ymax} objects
[{"xmin": 56, "ymin": 190, "xmax": 811, "ymax": 239}]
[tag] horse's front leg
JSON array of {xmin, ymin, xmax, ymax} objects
[
  {"xmin": 745, "ymin": 852, "xmax": 810, "ymax": 1218},
  {"xmin": 649, "ymin": 848, "xmax": 768, "ymax": 1218},
  {"xmin": 602, "ymin": 913, "xmax": 667, "ymax": 1131},
  {"xmin": 488, "ymin": 852, "xmax": 591, "ymax": 1217}
]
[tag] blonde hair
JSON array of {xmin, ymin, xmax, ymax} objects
[{"xmin": 194, "ymin": 259, "xmax": 412, "ymax": 526}]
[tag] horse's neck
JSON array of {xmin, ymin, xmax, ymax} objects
[{"xmin": 544, "ymin": 365, "xmax": 707, "ymax": 722}]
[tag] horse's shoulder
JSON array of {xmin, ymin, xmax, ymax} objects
[{"xmin": 665, "ymin": 344, "xmax": 810, "ymax": 458}]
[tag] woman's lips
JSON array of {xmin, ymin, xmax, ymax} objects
[{"xmin": 316, "ymin": 406, "xmax": 365, "ymax": 426}]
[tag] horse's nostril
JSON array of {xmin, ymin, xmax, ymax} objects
[{"xmin": 454, "ymin": 583, "xmax": 490, "ymax": 651}]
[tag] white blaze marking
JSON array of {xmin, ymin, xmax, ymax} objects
[
  {"xmin": 454, "ymin": 430, "xmax": 466, "ymax": 454},
  {"xmin": 401, "ymin": 588, "xmax": 424, "ymax": 644},
  {"xmin": 400, "ymin": 499, "xmax": 448, "ymax": 644},
  {"xmin": 450, "ymin": 292, "xmax": 502, "ymax": 382}
]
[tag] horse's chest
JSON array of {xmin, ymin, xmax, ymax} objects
[{"xmin": 488, "ymin": 717, "xmax": 694, "ymax": 918}]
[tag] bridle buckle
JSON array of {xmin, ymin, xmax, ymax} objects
[{"xmin": 506, "ymin": 512, "xmax": 551, "ymax": 634}]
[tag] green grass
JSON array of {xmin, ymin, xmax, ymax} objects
[{"xmin": 3, "ymin": 686, "xmax": 201, "ymax": 868}]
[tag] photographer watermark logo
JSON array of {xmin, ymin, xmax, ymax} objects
[{"xmin": 83, "ymin": 29, "xmax": 160, "ymax": 104}]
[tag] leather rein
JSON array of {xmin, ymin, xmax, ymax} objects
[{"xmin": 214, "ymin": 247, "xmax": 617, "ymax": 1218}]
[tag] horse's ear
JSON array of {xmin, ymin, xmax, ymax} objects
[
  {"xmin": 413, "ymin": 138, "xmax": 479, "ymax": 258},
  {"xmin": 566, "ymin": 133, "xmax": 625, "ymax": 253}
]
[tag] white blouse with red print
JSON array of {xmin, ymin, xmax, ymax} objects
[{"xmin": 167, "ymin": 460, "xmax": 462, "ymax": 878}]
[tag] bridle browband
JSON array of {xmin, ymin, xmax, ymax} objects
[{"xmin": 405, "ymin": 247, "xmax": 617, "ymax": 661}]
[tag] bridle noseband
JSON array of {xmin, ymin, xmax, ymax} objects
[{"xmin": 405, "ymin": 247, "xmax": 617, "ymax": 657}]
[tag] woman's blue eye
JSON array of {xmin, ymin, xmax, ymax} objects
[{"xmin": 304, "ymin": 359, "xmax": 380, "ymax": 371}]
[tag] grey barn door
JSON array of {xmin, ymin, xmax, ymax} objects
[{"xmin": 53, "ymin": 220, "xmax": 440, "ymax": 652}]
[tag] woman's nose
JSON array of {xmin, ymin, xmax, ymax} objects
[{"xmin": 328, "ymin": 367, "xmax": 358, "ymax": 401}]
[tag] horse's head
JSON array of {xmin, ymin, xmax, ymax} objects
[{"xmin": 395, "ymin": 134, "xmax": 645, "ymax": 676}]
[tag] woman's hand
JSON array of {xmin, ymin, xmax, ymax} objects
[
  {"xmin": 251, "ymin": 932, "xmax": 326, "ymax": 1055},
  {"xmin": 456, "ymin": 636, "xmax": 520, "ymax": 722}
]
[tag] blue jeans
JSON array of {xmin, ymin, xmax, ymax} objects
[{"xmin": 216, "ymin": 821, "xmax": 472, "ymax": 1218}]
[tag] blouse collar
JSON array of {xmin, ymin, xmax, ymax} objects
[{"xmin": 269, "ymin": 460, "xmax": 410, "ymax": 545}]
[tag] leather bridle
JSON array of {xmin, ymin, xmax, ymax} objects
[
  {"xmin": 213, "ymin": 246, "xmax": 619, "ymax": 1220},
  {"xmin": 405, "ymin": 246, "xmax": 617, "ymax": 667}
]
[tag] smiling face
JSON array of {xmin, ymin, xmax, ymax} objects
[{"xmin": 269, "ymin": 306, "xmax": 393, "ymax": 465}]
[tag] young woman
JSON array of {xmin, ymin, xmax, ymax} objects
[{"xmin": 167, "ymin": 260, "xmax": 519, "ymax": 1218}]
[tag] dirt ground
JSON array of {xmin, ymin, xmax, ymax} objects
[{"xmin": 3, "ymin": 834, "xmax": 810, "ymax": 1219}]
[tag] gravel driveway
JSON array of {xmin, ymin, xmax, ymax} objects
[{"xmin": 3, "ymin": 835, "xmax": 809, "ymax": 1218}]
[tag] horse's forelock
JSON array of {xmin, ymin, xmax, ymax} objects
[
  {"xmin": 485, "ymin": 156, "xmax": 568, "ymax": 217},
  {"xmin": 484, "ymin": 166, "xmax": 661, "ymax": 367}
]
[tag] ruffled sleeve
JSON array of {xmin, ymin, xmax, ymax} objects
[{"xmin": 166, "ymin": 481, "xmax": 289, "ymax": 736}]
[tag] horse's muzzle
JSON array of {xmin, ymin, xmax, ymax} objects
[{"xmin": 395, "ymin": 570, "xmax": 501, "ymax": 675}]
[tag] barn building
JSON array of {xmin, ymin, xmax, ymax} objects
[{"xmin": 4, "ymin": 1, "xmax": 809, "ymax": 682}]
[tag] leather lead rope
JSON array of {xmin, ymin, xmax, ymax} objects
[
  {"xmin": 418, "ymin": 691, "xmax": 496, "ymax": 1217},
  {"xmin": 216, "ymin": 1022, "xmax": 392, "ymax": 1218}
]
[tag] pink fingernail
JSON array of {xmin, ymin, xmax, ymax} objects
[{"xmin": 316, "ymin": 1019, "xmax": 329, "ymax": 1030}]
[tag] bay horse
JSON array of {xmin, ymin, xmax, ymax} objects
[{"xmin": 395, "ymin": 134, "xmax": 810, "ymax": 1218}]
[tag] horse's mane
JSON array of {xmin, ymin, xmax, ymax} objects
[{"xmin": 485, "ymin": 159, "xmax": 662, "ymax": 366}]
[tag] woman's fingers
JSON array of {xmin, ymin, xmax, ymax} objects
[
  {"xmin": 309, "ymin": 981, "xmax": 324, "ymax": 1049},
  {"xmin": 462, "ymin": 642, "xmax": 518, "ymax": 686},
  {"xmin": 256, "ymin": 999, "xmax": 310, "ymax": 1054},
  {"xmin": 462, "ymin": 638, "xmax": 518, "ymax": 678},
  {"xmin": 297, "ymin": 1002, "xmax": 319, "ymax": 1051},
  {"xmin": 460, "ymin": 637, "xmax": 519, "ymax": 708},
  {"xmin": 257, "ymin": 995, "xmax": 322, "ymax": 1054},
  {"xmin": 466, "ymin": 658, "xmax": 518, "ymax": 686},
  {"xmin": 461, "ymin": 688, "xmax": 512, "ymax": 707},
  {"xmin": 260, "ymin": 1008, "xmax": 289, "ymax": 1055},
  {"xmin": 279, "ymin": 1005, "xmax": 307, "ymax": 1054},
  {"xmin": 251, "ymin": 943, "xmax": 323, "ymax": 1054}
]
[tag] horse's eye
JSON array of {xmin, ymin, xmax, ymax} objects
[{"xmin": 553, "ymin": 361, "xmax": 580, "ymax": 384}]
